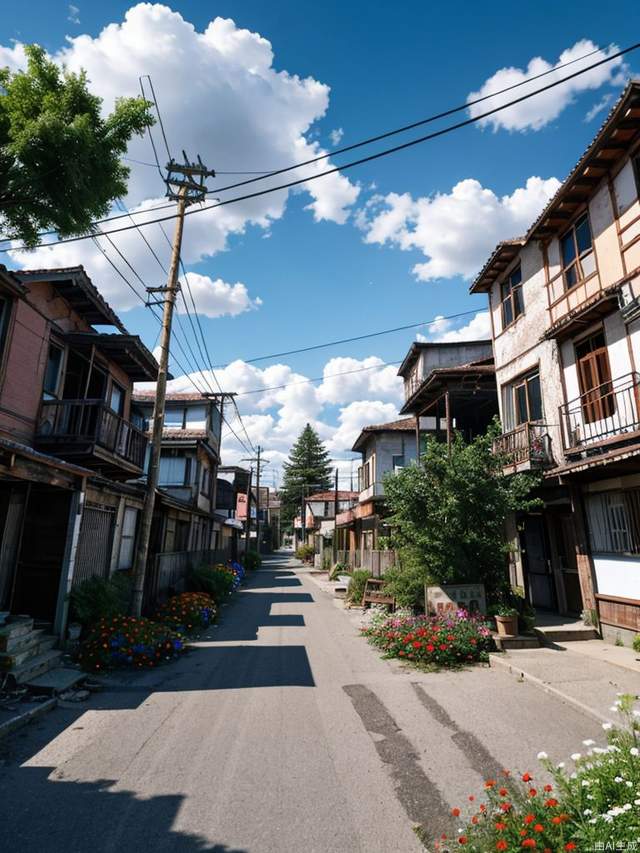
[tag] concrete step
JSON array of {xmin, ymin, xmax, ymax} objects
[
  {"xmin": 493, "ymin": 633, "xmax": 541, "ymax": 651},
  {"xmin": 0, "ymin": 617, "xmax": 34, "ymax": 650},
  {"xmin": 9, "ymin": 649, "xmax": 64, "ymax": 684},
  {"xmin": 1, "ymin": 627, "xmax": 47, "ymax": 655},
  {"xmin": 27, "ymin": 667, "xmax": 85, "ymax": 695},
  {"xmin": 0, "ymin": 634, "xmax": 57, "ymax": 669},
  {"xmin": 534, "ymin": 626, "xmax": 599, "ymax": 644}
]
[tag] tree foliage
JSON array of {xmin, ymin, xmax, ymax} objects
[
  {"xmin": 280, "ymin": 423, "xmax": 333, "ymax": 525},
  {"xmin": 382, "ymin": 421, "xmax": 541, "ymax": 607},
  {"xmin": 0, "ymin": 44, "xmax": 152, "ymax": 246}
]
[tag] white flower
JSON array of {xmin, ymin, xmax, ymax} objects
[
  {"xmin": 570, "ymin": 772, "xmax": 577, "ymax": 779},
  {"xmin": 556, "ymin": 761, "xmax": 565, "ymax": 769},
  {"xmin": 623, "ymin": 803, "xmax": 632, "ymax": 811},
  {"xmin": 537, "ymin": 751, "xmax": 548, "ymax": 760},
  {"xmin": 589, "ymin": 818, "xmax": 597, "ymax": 824},
  {"xmin": 586, "ymin": 794, "xmax": 594, "ymax": 800},
  {"xmin": 581, "ymin": 779, "xmax": 590, "ymax": 787},
  {"xmin": 593, "ymin": 747, "xmax": 607, "ymax": 754},
  {"xmin": 583, "ymin": 808, "xmax": 592, "ymax": 816},
  {"xmin": 631, "ymin": 747, "xmax": 639, "ymax": 757},
  {"xmin": 570, "ymin": 753, "xmax": 582, "ymax": 761},
  {"xmin": 633, "ymin": 710, "xmax": 640, "ymax": 717},
  {"xmin": 626, "ymin": 780, "xmax": 633, "ymax": 788},
  {"xmin": 602, "ymin": 722, "xmax": 613, "ymax": 730},
  {"xmin": 582, "ymin": 739, "xmax": 596, "ymax": 746},
  {"xmin": 614, "ymin": 776, "xmax": 624, "ymax": 783},
  {"xmin": 634, "ymin": 798, "xmax": 640, "ymax": 806}
]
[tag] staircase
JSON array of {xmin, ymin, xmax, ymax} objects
[{"xmin": 0, "ymin": 616, "xmax": 64, "ymax": 685}]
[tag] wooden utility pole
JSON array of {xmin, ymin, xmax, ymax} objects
[
  {"xmin": 255, "ymin": 445, "xmax": 262, "ymax": 554},
  {"xmin": 130, "ymin": 154, "xmax": 215, "ymax": 616},
  {"xmin": 332, "ymin": 467, "xmax": 339, "ymax": 564},
  {"xmin": 244, "ymin": 466, "xmax": 253, "ymax": 557}
]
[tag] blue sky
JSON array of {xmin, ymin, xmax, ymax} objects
[{"xmin": 1, "ymin": 1, "xmax": 638, "ymax": 483}]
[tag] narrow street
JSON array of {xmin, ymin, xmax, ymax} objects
[{"xmin": 1, "ymin": 556, "xmax": 604, "ymax": 853}]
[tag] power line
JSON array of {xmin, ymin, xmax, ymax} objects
[
  {"xmin": 215, "ymin": 309, "xmax": 479, "ymax": 367},
  {"xmin": 234, "ymin": 358, "xmax": 404, "ymax": 397},
  {"xmin": 3, "ymin": 40, "xmax": 637, "ymax": 252}
]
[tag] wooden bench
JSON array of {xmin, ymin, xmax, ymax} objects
[{"xmin": 361, "ymin": 578, "xmax": 395, "ymax": 611}]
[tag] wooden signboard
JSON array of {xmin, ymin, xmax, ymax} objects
[{"xmin": 425, "ymin": 583, "xmax": 487, "ymax": 616}]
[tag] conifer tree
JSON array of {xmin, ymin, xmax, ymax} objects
[{"xmin": 281, "ymin": 424, "xmax": 333, "ymax": 527}]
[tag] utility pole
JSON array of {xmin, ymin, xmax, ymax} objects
[
  {"xmin": 332, "ymin": 467, "xmax": 339, "ymax": 564},
  {"xmin": 130, "ymin": 153, "xmax": 215, "ymax": 616},
  {"xmin": 242, "ymin": 446, "xmax": 267, "ymax": 555},
  {"xmin": 244, "ymin": 466, "xmax": 253, "ymax": 557}
]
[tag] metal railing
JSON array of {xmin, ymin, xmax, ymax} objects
[
  {"xmin": 560, "ymin": 372, "xmax": 640, "ymax": 453},
  {"xmin": 37, "ymin": 399, "xmax": 148, "ymax": 470},
  {"xmin": 492, "ymin": 422, "xmax": 553, "ymax": 468}
]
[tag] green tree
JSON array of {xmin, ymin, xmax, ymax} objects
[
  {"xmin": 281, "ymin": 423, "xmax": 333, "ymax": 526},
  {"xmin": 0, "ymin": 45, "xmax": 152, "ymax": 247},
  {"xmin": 382, "ymin": 421, "xmax": 541, "ymax": 607}
]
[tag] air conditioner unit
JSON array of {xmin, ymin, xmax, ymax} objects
[{"xmin": 618, "ymin": 280, "xmax": 640, "ymax": 322}]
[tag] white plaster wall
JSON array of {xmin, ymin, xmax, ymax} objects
[
  {"xmin": 589, "ymin": 183, "xmax": 625, "ymax": 287},
  {"xmin": 613, "ymin": 158, "xmax": 639, "ymax": 217},
  {"xmin": 593, "ymin": 554, "xmax": 640, "ymax": 599}
]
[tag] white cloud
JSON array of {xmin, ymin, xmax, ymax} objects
[
  {"xmin": 6, "ymin": 4, "xmax": 358, "ymax": 309},
  {"xmin": 328, "ymin": 400, "xmax": 399, "ymax": 453},
  {"xmin": 584, "ymin": 93, "xmax": 614, "ymax": 123},
  {"xmin": 68, "ymin": 4, "xmax": 80, "ymax": 24},
  {"xmin": 329, "ymin": 127, "xmax": 344, "ymax": 145},
  {"xmin": 317, "ymin": 356, "xmax": 403, "ymax": 405},
  {"xmin": 177, "ymin": 273, "xmax": 261, "ymax": 318},
  {"xmin": 358, "ymin": 176, "xmax": 560, "ymax": 281},
  {"xmin": 467, "ymin": 40, "xmax": 625, "ymax": 133},
  {"xmin": 417, "ymin": 311, "xmax": 492, "ymax": 343}
]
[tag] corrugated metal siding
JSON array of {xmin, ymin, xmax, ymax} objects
[{"xmin": 73, "ymin": 504, "xmax": 115, "ymax": 586}]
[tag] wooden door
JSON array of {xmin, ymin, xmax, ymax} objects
[
  {"xmin": 576, "ymin": 332, "xmax": 615, "ymax": 423},
  {"xmin": 521, "ymin": 515, "xmax": 556, "ymax": 610}
]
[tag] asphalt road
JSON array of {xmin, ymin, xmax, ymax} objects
[{"xmin": 1, "ymin": 554, "xmax": 607, "ymax": 853}]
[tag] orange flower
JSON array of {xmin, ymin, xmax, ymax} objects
[
  {"xmin": 479, "ymin": 804, "xmax": 487, "ymax": 813},
  {"xmin": 451, "ymin": 808, "xmax": 461, "ymax": 817},
  {"xmin": 522, "ymin": 773, "xmax": 533, "ymax": 782},
  {"xmin": 551, "ymin": 817, "xmax": 561, "ymax": 826},
  {"xmin": 485, "ymin": 779, "xmax": 497, "ymax": 788},
  {"xmin": 564, "ymin": 846, "xmax": 576, "ymax": 852},
  {"xmin": 543, "ymin": 798, "xmax": 558, "ymax": 808},
  {"xmin": 496, "ymin": 842, "xmax": 508, "ymax": 852},
  {"xmin": 543, "ymin": 784, "xmax": 553, "ymax": 793},
  {"xmin": 528, "ymin": 789, "xmax": 537, "ymax": 797},
  {"xmin": 471, "ymin": 816, "xmax": 478, "ymax": 825},
  {"xmin": 499, "ymin": 787, "xmax": 508, "ymax": 797},
  {"xmin": 499, "ymin": 802, "xmax": 512, "ymax": 813},
  {"xmin": 522, "ymin": 841, "xmax": 537, "ymax": 850}
]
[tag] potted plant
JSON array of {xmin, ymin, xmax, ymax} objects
[{"xmin": 494, "ymin": 605, "xmax": 519, "ymax": 637}]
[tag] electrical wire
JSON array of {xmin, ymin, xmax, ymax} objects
[{"xmin": 2, "ymin": 39, "xmax": 637, "ymax": 251}]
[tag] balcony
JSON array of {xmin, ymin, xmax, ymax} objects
[
  {"xmin": 560, "ymin": 372, "xmax": 640, "ymax": 457},
  {"xmin": 493, "ymin": 422, "xmax": 554, "ymax": 472},
  {"xmin": 35, "ymin": 399, "xmax": 148, "ymax": 476}
]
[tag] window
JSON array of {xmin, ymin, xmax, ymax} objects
[
  {"xmin": 561, "ymin": 213, "xmax": 595, "ymax": 289},
  {"xmin": 158, "ymin": 455, "xmax": 187, "ymax": 485},
  {"xmin": 633, "ymin": 154, "xmax": 640, "ymax": 197},
  {"xmin": 585, "ymin": 489, "xmax": 640, "ymax": 554},
  {"xmin": 164, "ymin": 407, "xmax": 185, "ymax": 429},
  {"xmin": 0, "ymin": 296, "xmax": 12, "ymax": 365},
  {"xmin": 43, "ymin": 343, "xmax": 64, "ymax": 399},
  {"xmin": 185, "ymin": 405, "xmax": 206, "ymax": 429},
  {"xmin": 392, "ymin": 454, "xmax": 405, "ymax": 471},
  {"xmin": 575, "ymin": 331, "xmax": 615, "ymax": 423},
  {"xmin": 500, "ymin": 265, "xmax": 524, "ymax": 327},
  {"xmin": 109, "ymin": 381, "xmax": 124, "ymax": 415},
  {"xmin": 117, "ymin": 507, "xmax": 139, "ymax": 569},
  {"xmin": 504, "ymin": 371, "xmax": 542, "ymax": 429},
  {"xmin": 200, "ymin": 464, "xmax": 211, "ymax": 497}
]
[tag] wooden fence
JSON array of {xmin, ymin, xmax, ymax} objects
[
  {"xmin": 143, "ymin": 547, "xmax": 229, "ymax": 613},
  {"xmin": 335, "ymin": 550, "xmax": 397, "ymax": 579}
]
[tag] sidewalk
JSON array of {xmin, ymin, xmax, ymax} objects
[{"xmin": 490, "ymin": 640, "xmax": 640, "ymax": 723}]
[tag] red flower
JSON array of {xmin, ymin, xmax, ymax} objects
[
  {"xmin": 494, "ymin": 823, "xmax": 507, "ymax": 831},
  {"xmin": 533, "ymin": 824, "xmax": 544, "ymax": 833},
  {"xmin": 439, "ymin": 643, "xmax": 448, "ymax": 651},
  {"xmin": 528, "ymin": 789, "xmax": 537, "ymax": 797},
  {"xmin": 468, "ymin": 795, "xmax": 475, "ymax": 802},
  {"xmin": 458, "ymin": 838, "xmax": 467, "ymax": 846},
  {"xmin": 543, "ymin": 784, "xmax": 553, "ymax": 793},
  {"xmin": 451, "ymin": 808, "xmax": 460, "ymax": 817},
  {"xmin": 543, "ymin": 799, "xmax": 558, "ymax": 808},
  {"xmin": 496, "ymin": 842, "xmax": 508, "ymax": 852},
  {"xmin": 551, "ymin": 817, "xmax": 561, "ymax": 826},
  {"xmin": 485, "ymin": 779, "xmax": 497, "ymax": 789},
  {"xmin": 523, "ymin": 815, "xmax": 534, "ymax": 825},
  {"xmin": 426, "ymin": 644, "xmax": 435, "ymax": 652},
  {"xmin": 412, "ymin": 641, "xmax": 422, "ymax": 649},
  {"xmin": 522, "ymin": 841, "xmax": 537, "ymax": 849},
  {"xmin": 499, "ymin": 802, "xmax": 512, "ymax": 812},
  {"xmin": 499, "ymin": 787, "xmax": 508, "ymax": 797},
  {"xmin": 564, "ymin": 846, "xmax": 576, "ymax": 852},
  {"xmin": 522, "ymin": 773, "xmax": 533, "ymax": 782}
]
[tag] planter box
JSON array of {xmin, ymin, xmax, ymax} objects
[{"xmin": 495, "ymin": 614, "xmax": 518, "ymax": 637}]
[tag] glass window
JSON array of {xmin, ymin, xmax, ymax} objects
[
  {"xmin": 561, "ymin": 214, "xmax": 594, "ymax": 290},
  {"xmin": 392, "ymin": 454, "xmax": 405, "ymax": 470},
  {"xmin": 500, "ymin": 265, "xmax": 524, "ymax": 328},
  {"xmin": 43, "ymin": 344, "xmax": 63, "ymax": 399},
  {"xmin": 158, "ymin": 455, "xmax": 186, "ymax": 485},
  {"xmin": 109, "ymin": 382, "xmax": 124, "ymax": 415},
  {"xmin": 164, "ymin": 407, "xmax": 184, "ymax": 428},
  {"xmin": 117, "ymin": 507, "xmax": 138, "ymax": 569},
  {"xmin": 185, "ymin": 404, "xmax": 207, "ymax": 428},
  {"xmin": 511, "ymin": 371, "xmax": 543, "ymax": 427}
]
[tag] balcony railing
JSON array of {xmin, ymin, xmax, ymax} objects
[
  {"xmin": 493, "ymin": 422, "xmax": 553, "ymax": 468},
  {"xmin": 560, "ymin": 372, "xmax": 640, "ymax": 454},
  {"xmin": 404, "ymin": 374, "xmax": 423, "ymax": 400},
  {"xmin": 36, "ymin": 399, "xmax": 148, "ymax": 470}
]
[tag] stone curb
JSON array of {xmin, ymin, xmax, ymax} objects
[
  {"xmin": 0, "ymin": 697, "xmax": 57, "ymax": 741},
  {"xmin": 489, "ymin": 652, "xmax": 611, "ymax": 726}
]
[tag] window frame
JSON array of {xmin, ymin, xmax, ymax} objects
[
  {"xmin": 117, "ymin": 506, "xmax": 139, "ymax": 570},
  {"xmin": 560, "ymin": 212, "xmax": 595, "ymax": 291},
  {"xmin": 632, "ymin": 153, "xmax": 640, "ymax": 198},
  {"xmin": 574, "ymin": 330, "xmax": 615, "ymax": 424},
  {"xmin": 512, "ymin": 370, "xmax": 543, "ymax": 427},
  {"xmin": 43, "ymin": 341, "xmax": 65, "ymax": 400},
  {"xmin": 500, "ymin": 264, "xmax": 524, "ymax": 329}
]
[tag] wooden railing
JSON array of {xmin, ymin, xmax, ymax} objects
[
  {"xmin": 492, "ymin": 422, "xmax": 553, "ymax": 468},
  {"xmin": 560, "ymin": 372, "xmax": 640, "ymax": 454},
  {"xmin": 37, "ymin": 399, "xmax": 148, "ymax": 470}
]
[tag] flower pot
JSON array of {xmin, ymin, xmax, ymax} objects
[{"xmin": 495, "ymin": 614, "xmax": 518, "ymax": 637}]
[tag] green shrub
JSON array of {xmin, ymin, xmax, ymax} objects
[
  {"xmin": 380, "ymin": 551, "xmax": 427, "ymax": 609},
  {"xmin": 189, "ymin": 564, "xmax": 235, "ymax": 602},
  {"xmin": 295, "ymin": 544, "xmax": 315, "ymax": 562},
  {"xmin": 346, "ymin": 569, "xmax": 371, "ymax": 605},
  {"xmin": 329, "ymin": 562, "xmax": 350, "ymax": 581},
  {"xmin": 244, "ymin": 550, "xmax": 261, "ymax": 571},
  {"xmin": 632, "ymin": 633, "xmax": 640, "ymax": 653},
  {"xmin": 69, "ymin": 573, "xmax": 131, "ymax": 627}
]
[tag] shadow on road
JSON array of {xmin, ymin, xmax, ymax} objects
[{"xmin": 0, "ymin": 767, "xmax": 249, "ymax": 853}]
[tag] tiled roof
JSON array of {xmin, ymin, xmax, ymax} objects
[
  {"xmin": 359, "ymin": 417, "xmax": 416, "ymax": 432},
  {"xmin": 306, "ymin": 490, "xmax": 358, "ymax": 502}
]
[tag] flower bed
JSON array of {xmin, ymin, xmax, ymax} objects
[
  {"xmin": 155, "ymin": 592, "xmax": 217, "ymax": 634},
  {"xmin": 439, "ymin": 695, "xmax": 640, "ymax": 851},
  {"xmin": 78, "ymin": 615, "xmax": 185, "ymax": 672},
  {"xmin": 361, "ymin": 609, "xmax": 493, "ymax": 668}
]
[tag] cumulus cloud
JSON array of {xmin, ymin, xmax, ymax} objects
[
  {"xmin": 6, "ymin": 4, "xmax": 358, "ymax": 308},
  {"xmin": 584, "ymin": 93, "xmax": 614, "ymax": 123},
  {"xmin": 67, "ymin": 4, "xmax": 80, "ymax": 24},
  {"xmin": 328, "ymin": 400, "xmax": 400, "ymax": 453},
  {"xmin": 329, "ymin": 127, "xmax": 344, "ymax": 145},
  {"xmin": 417, "ymin": 311, "xmax": 492, "ymax": 343},
  {"xmin": 317, "ymin": 356, "xmax": 403, "ymax": 405},
  {"xmin": 358, "ymin": 176, "xmax": 560, "ymax": 281},
  {"xmin": 467, "ymin": 40, "xmax": 625, "ymax": 133}
]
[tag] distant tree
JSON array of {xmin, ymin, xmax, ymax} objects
[
  {"xmin": 281, "ymin": 423, "xmax": 333, "ymax": 525},
  {"xmin": 0, "ymin": 44, "xmax": 152, "ymax": 247},
  {"xmin": 382, "ymin": 421, "xmax": 541, "ymax": 607}
]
